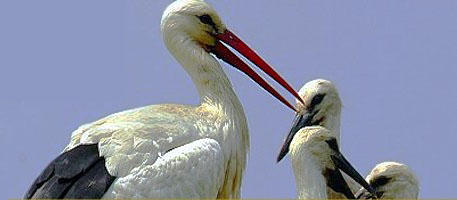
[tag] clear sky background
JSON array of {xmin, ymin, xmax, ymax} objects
[{"xmin": 1, "ymin": 0, "xmax": 456, "ymax": 198}]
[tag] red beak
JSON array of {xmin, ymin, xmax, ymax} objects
[{"xmin": 211, "ymin": 30, "xmax": 303, "ymax": 112}]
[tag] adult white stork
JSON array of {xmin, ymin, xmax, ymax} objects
[
  {"xmin": 286, "ymin": 126, "xmax": 376, "ymax": 199},
  {"xmin": 24, "ymin": 0, "xmax": 304, "ymax": 198},
  {"xmin": 356, "ymin": 161, "xmax": 419, "ymax": 199}
]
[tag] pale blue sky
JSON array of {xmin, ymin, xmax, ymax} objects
[{"xmin": 1, "ymin": 0, "xmax": 456, "ymax": 198}]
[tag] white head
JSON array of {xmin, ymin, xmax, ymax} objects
[
  {"xmin": 357, "ymin": 161, "xmax": 419, "ymax": 199},
  {"xmin": 289, "ymin": 126, "xmax": 376, "ymax": 199},
  {"xmin": 161, "ymin": 0, "xmax": 225, "ymax": 57},
  {"xmin": 278, "ymin": 79, "xmax": 342, "ymax": 161},
  {"xmin": 290, "ymin": 126, "xmax": 339, "ymax": 170},
  {"xmin": 297, "ymin": 79, "xmax": 341, "ymax": 113},
  {"xmin": 160, "ymin": 0, "xmax": 301, "ymax": 110}
]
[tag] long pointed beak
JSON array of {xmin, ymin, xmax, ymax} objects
[
  {"xmin": 325, "ymin": 166, "xmax": 358, "ymax": 199},
  {"xmin": 277, "ymin": 112, "xmax": 315, "ymax": 162},
  {"xmin": 210, "ymin": 29, "xmax": 303, "ymax": 112},
  {"xmin": 331, "ymin": 153, "xmax": 377, "ymax": 198}
]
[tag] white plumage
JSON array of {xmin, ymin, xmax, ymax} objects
[
  {"xmin": 66, "ymin": 105, "xmax": 235, "ymax": 198},
  {"xmin": 357, "ymin": 161, "xmax": 419, "ymax": 199},
  {"xmin": 277, "ymin": 81, "xmax": 377, "ymax": 198},
  {"xmin": 289, "ymin": 127, "xmax": 331, "ymax": 199},
  {"xmin": 296, "ymin": 79, "xmax": 342, "ymax": 140},
  {"xmin": 279, "ymin": 80, "xmax": 419, "ymax": 199},
  {"xmin": 288, "ymin": 126, "xmax": 375, "ymax": 199},
  {"xmin": 277, "ymin": 79, "xmax": 342, "ymax": 162},
  {"xmin": 26, "ymin": 0, "xmax": 301, "ymax": 198},
  {"xmin": 277, "ymin": 79, "xmax": 366, "ymax": 195}
]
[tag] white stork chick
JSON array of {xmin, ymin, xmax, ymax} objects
[
  {"xmin": 288, "ymin": 126, "xmax": 376, "ymax": 199},
  {"xmin": 24, "ymin": 0, "xmax": 303, "ymax": 199},
  {"xmin": 356, "ymin": 162, "xmax": 419, "ymax": 199},
  {"xmin": 277, "ymin": 79, "xmax": 342, "ymax": 161},
  {"xmin": 277, "ymin": 79, "xmax": 367, "ymax": 194}
]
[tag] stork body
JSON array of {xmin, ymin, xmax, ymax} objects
[
  {"xmin": 288, "ymin": 126, "xmax": 375, "ymax": 199},
  {"xmin": 25, "ymin": 0, "xmax": 302, "ymax": 198},
  {"xmin": 356, "ymin": 162, "xmax": 419, "ymax": 199},
  {"xmin": 65, "ymin": 104, "xmax": 246, "ymax": 198}
]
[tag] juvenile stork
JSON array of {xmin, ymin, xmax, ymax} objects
[
  {"xmin": 24, "ymin": 0, "xmax": 303, "ymax": 198},
  {"xmin": 277, "ymin": 79, "xmax": 342, "ymax": 162},
  {"xmin": 356, "ymin": 162, "xmax": 419, "ymax": 199},
  {"xmin": 276, "ymin": 79, "xmax": 365, "ymax": 193},
  {"xmin": 286, "ymin": 126, "xmax": 376, "ymax": 199}
]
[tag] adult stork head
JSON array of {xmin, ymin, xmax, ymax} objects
[
  {"xmin": 289, "ymin": 126, "xmax": 376, "ymax": 199},
  {"xmin": 277, "ymin": 79, "xmax": 342, "ymax": 162},
  {"xmin": 161, "ymin": 0, "xmax": 303, "ymax": 111},
  {"xmin": 356, "ymin": 162, "xmax": 419, "ymax": 199}
]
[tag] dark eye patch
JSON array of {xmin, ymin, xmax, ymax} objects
[
  {"xmin": 370, "ymin": 176, "xmax": 391, "ymax": 188},
  {"xmin": 310, "ymin": 93, "xmax": 326, "ymax": 107}
]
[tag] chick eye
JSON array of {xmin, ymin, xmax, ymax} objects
[
  {"xmin": 198, "ymin": 14, "xmax": 215, "ymax": 26},
  {"xmin": 370, "ymin": 176, "xmax": 391, "ymax": 188},
  {"xmin": 310, "ymin": 93, "xmax": 326, "ymax": 107}
]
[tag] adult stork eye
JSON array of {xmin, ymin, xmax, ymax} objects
[{"xmin": 198, "ymin": 14, "xmax": 215, "ymax": 26}]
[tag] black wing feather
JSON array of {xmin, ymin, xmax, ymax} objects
[
  {"xmin": 24, "ymin": 144, "xmax": 116, "ymax": 199},
  {"xmin": 53, "ymin": 144, "xmax": 100, "ymax": 179},
  {"xmin": 25, "ymin": 161, "xmax": 55, "ymax": 198},
  {"xmin": 63, "ymin": 159, "xmax": 116, "ymax": 198},
  {"xmin": 30, "ymin": 174, "xmax": 74, "ymax": 198}
]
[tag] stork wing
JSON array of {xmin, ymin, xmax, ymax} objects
[
  {"xmin": 25, "ymin": 105, "xmax": 228, "ymax": 198},
  {"xmin": 103, "ymin": 138, "xmax": 225, "ymax": 198},
  {"xmin": 24, "ymin": 144, "xmax": 115, "ymax": 199}
]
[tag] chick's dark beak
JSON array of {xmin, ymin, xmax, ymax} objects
[
  {"xmin": 277, "ymin": 111, "xmax": 316, "ymax": 162},
  {"xmin": 330, "ymin": 152, "xmax": 377, "ymax": 198}
]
